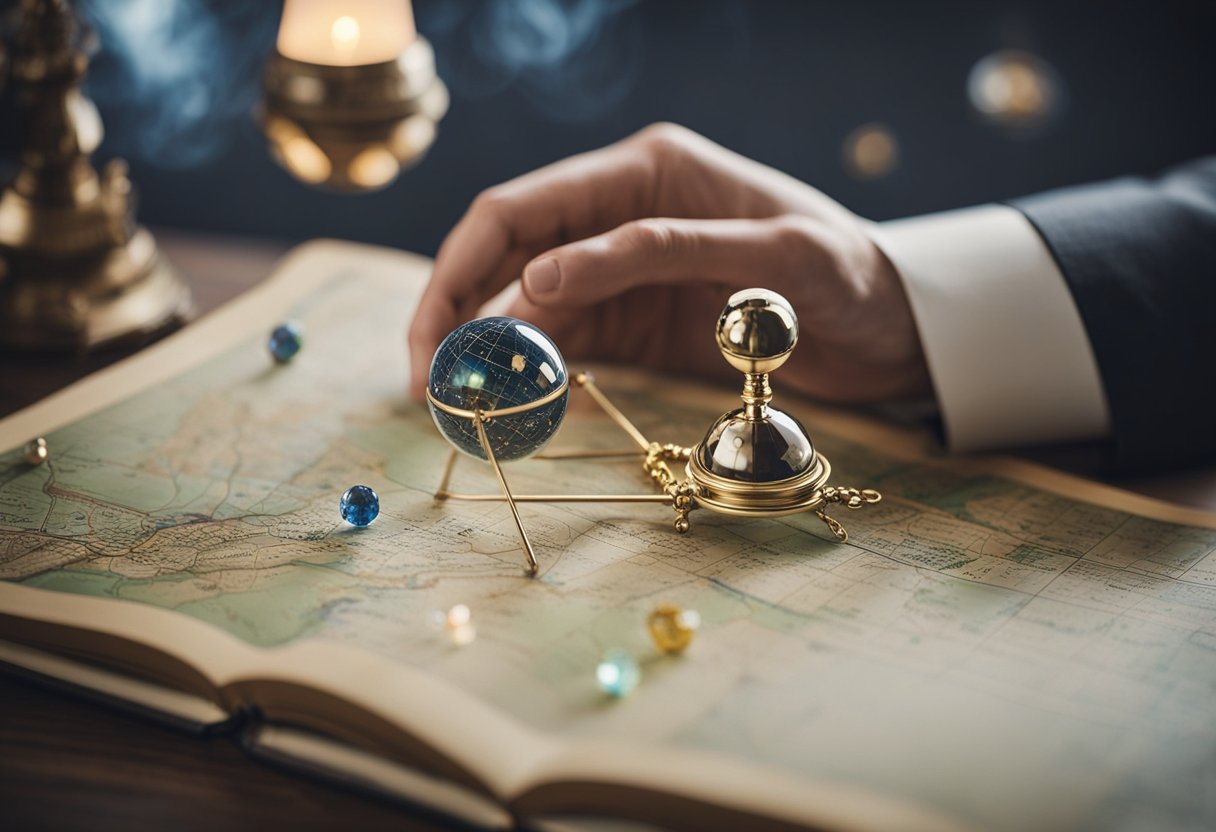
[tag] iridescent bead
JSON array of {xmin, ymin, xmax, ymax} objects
[
  {"xmin": 268, "ymin": 322, "xmax": 303, "ymax": 363},
  {"xmin": 449, "ymin": 621, "xmax": 477, "ymax": 647},
  {"xmin": 22, "ymin": 437, "xmax": 48, "ymax": 466},
  {"xmin": 445, "ymin": 604, "xmax": 477, "ymax": 646},
  {"xmin": 339, "ymin": 485, "xmax": 379, "ymax": 527},
  {"xmin": 596, "ymin": 649, "xmax": 640, "ymax": 698},
  {"xmin": 647, "ymin": 603, "xmax": 700, "ymax": 655}
]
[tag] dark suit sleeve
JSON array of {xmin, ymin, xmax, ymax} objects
[{"xmin": 1009, "ymin": 157, "xmax": 1216, "ymax": 472}]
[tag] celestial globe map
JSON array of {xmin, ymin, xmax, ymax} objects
[{"xmin": 427, "ymin": 316, "xmax": 569, "ymax": 461}]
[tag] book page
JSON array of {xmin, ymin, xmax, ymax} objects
[{"xmin": 2, "ymin": 240, "xmax": 1215, "ymax": 832}]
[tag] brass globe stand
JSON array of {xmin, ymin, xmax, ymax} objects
[
  {"xmin": 434, "ymin": 289, "xmax": 882, "ymax": 576},
  {"xmin": 0, "ymin": 0, "xmax": 192, "ymax": 351}
]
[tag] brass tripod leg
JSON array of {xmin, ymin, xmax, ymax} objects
[
  {"xmin": 434, "ymin": 449, "xmax": 459, "ymax": 501},
  {"xmin": 574, "ymin": 372, "xmax": 651, "ymax": 451},
  {"xmin": 473, "ymin": 413, "xmax": 539, "ymax": 577}
]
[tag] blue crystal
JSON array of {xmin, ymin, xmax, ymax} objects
[
  {"xmin": 596, "ymin": 649, "xmax": 640, "ymax": 698},
  {"xmin": 427, "ymin": 317, "xmax": 568, "ymax": 462},
  {"xmin": 268, "ymin": 323, "xmax": 302, "ymax": 363},
  {"xmin": 340, "ymin": 485, "xmax": 379, "ymax": 527}
]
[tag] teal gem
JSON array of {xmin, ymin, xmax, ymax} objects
[{"xmin": 595, "ymin": 649, "xmax": 640, "ymax": 698}]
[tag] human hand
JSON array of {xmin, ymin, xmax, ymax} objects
[{"xmin": 408, "ymin": 123, "xmax": 929, "ymax": 403}]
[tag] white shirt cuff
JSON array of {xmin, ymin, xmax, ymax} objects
[{"xmin": 868, "ymin": 204, "xmax": 1112, "ymax": 451}]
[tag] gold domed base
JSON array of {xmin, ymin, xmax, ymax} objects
[{"xmin": 687, "ymin": 446, "xmax": 832, "ymax": 518}]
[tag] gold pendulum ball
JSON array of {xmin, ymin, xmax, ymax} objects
[
  {"xmin": 648, "ymin": 603, "xmax": 701, "ymax": 655},
  {"xmin": 694, "ymin": 289, "xmax": 819, "ymax": 486},
  {"xmin": 714, "ymin": 288, "xmax": 799, "ymax": 377},
  {"xmin": 23, "ymin": 438, "xmax": 48, "ymax": 466},
  {"xmin": 967, "ymin": 50, "xmax": 1063, "ymax": 130}
]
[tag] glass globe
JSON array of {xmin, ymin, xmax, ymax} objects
[{"xmin": 427, "ymin": 317, "xmax": 569, "ymax": 461}]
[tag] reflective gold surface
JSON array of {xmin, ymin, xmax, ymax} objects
[
  {"xmin": 647, "ymin": 603, "xmax": 700, "ymax": 655},
  {"xmin": 0, "ymin": 0, "xmax": 192, "ymax": 351},
  {"xmin": 715, "ymin": 288, "xmax": 798, "ymax": 375},
  {"xmin": 260, "ymin": 37, "xmax": 449, "ymax": 192},
  {"xmin": 689, "ymin": 288, "xmax": 880, "ymax": 540}
]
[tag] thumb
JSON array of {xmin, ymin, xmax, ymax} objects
[{"xmin": 519, "ymin": 215, "xmax": 834, "ymax": 307}]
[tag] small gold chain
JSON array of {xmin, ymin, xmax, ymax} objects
[{"xmin": 643, "ymin": 442, "xmax": 697, "ymax": 533}]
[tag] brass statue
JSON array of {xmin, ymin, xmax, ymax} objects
[{"xmin": 0, "ymin": 0, "xmax": 192, "ymax": 350}]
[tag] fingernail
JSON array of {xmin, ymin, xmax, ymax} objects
[{"xmin": 524, "ymin": 258, "xmax": 560, "ymax": 294}]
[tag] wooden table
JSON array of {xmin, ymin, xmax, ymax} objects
[
  {"xmin": 0, "ymin": 231, "xmax": 447, "ymax": 831},
  {"xmin": 2, "ymin": 231, "xmax": 1213, "ymax": 830}
]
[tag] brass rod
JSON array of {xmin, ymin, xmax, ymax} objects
[
  {"xmin": 533, "ymin": 449, "xmax": 643, "ymax": 460},
  {"xmin": 576, "ymin": 373, "xmax": 650, "ymax": 451},
  {"xmin": 434, "ymin": 448, "xmax": 459, "ymax": 499},
  {"xmin": 441, "ymin": 492, "xmax": 674, "ymax": 503},
  {"xmin": 427, "ymin": 381, "xmax": 569, "ymax": 420},
  {"xmin": 474, "ymin": 415, "xmax": 539, "ymax": 576}
]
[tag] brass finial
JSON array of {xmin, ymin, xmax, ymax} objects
[{"xmin": 716, "ymin": 288, "xmax": 798, "ymax": 421}]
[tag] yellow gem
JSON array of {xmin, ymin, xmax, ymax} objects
[
  {"xmin": 647, "ymin": 603, "xmax": 700, "ymax": 655},
  {"xmin": 23, "ymin": 438, "xmax": 48, "ymax": 466}
]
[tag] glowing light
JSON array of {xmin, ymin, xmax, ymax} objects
[
  {"xmin": 277, "ymin": 0, "xmax": 416, "ymax": 66},
  {"xmin": 348, "ymin": 145, "xmax": 399, "ymax": 190},
  {"xmin": 265, "ymin": 117, "xmax": 333, "ymax": 185},
  {"xmin": 330, "ymin": 15, "xmax": 361, "ymax": 61},
  {"xmin": 968, "ymin": 50, "xmax": 1062, "ymax": 129},
  {"xmin": 282, "ymin": 137, "xmax": 331, "ymax": 184},
  {"xmin": 842, "ymin": 123, "xmax": 899, "ymax": 180}
]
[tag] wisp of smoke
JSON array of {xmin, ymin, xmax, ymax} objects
[
  {"xmin": 424, "ymin": 0, "xmax": 643, "ymax": 123},
  {"xmin": 80, "ymin": 0, "xmax": 276, "ymax": 170}
]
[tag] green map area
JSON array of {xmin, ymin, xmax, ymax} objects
[{"xmin": 2, "ymin": 260, "xmax": 1215, "ymax": 832}]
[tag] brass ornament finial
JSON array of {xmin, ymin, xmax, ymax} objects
[{"xmin": 715, "ymin": 288, "xmax": 798, "ymax": 375}]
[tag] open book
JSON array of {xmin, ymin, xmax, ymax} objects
[{"xmin": 2, "ymin": 240, "xmax": 1214, "ymax": 832}]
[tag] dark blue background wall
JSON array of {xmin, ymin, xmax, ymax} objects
[{"xmin": 3, "ymin": 0, "xmax": 1214, "ymax": 256}]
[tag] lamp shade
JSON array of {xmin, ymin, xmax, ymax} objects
[{"xmin": 276, "ymin": 0, "xmax": 416, "ymax": 66}]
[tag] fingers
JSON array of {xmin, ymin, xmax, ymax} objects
[
  {"xmin": 407, "ymin": 136, "xmax": 663, "ymax": 398},
  {"xmin": 519, "ymin": 215, "xmax": 837, "ymax": 308},
  {"xmin": 406, "ymin": 121, "xmax": 857, "ymax": 398},
  {"xmin": 429, "ymin": 136, "xmax": 661, "ymax": 299}
]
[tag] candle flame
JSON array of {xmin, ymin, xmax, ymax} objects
[{"xmin": 330, "ymin": 15, "xmax": 361, "ymax": 59}]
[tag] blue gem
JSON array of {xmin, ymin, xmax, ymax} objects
[
  {"xmin": 268, "ymin": 323, "xmax": 302, "ymax": 363},
  {"xmin": 427, "ymin": 317, "xmax": 568, "ymax": 461},
  {"xmin": 340, "ymin": 485, "xmax": 379, "ymax": 527},
  {"xmin": 595, "ymin": 649, "xmax": 640, "ymax": 698}
]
